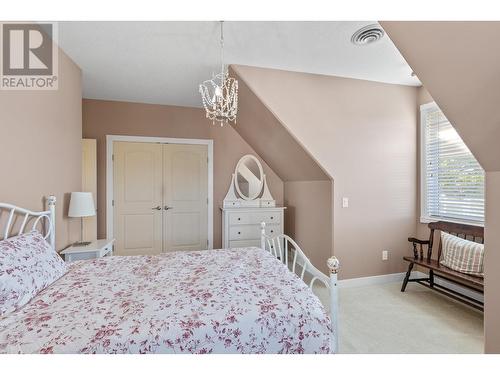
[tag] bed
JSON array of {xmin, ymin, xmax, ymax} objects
[{"xmin": 0, "ymin": 196, "xmax": 339, "ymax": 354}]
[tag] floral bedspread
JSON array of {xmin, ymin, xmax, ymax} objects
[{"xmin": 0, "ymin": 247, "xmax": 332, "ymax": 354}]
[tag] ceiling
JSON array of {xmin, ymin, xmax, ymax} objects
[{"xmin": 57, "ymin": 21, "xmax": 421, "ymax": 107}]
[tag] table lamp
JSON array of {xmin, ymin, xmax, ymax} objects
[{"xmin": 68, "ymin": 192, "xmax": 96, "ymax": 246}]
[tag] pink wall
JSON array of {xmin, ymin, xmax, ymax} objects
[
  {"xmin": 233, "ymin": 65, "xmax": 419, "ymax": 279},
  {"xmin": 0, "ymin": 48, "xmax": 82, "ymax": 250},
  {"xmin": 82, "ymin": 99, "xmax": 284, "ymax": 249}
]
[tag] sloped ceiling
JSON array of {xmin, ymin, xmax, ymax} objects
[
  {"xmin": 230, "ymin": 66, "xmax": 330, "ymax": 182},
  {"xmin": 381, "ymin": 21, "xmax": 500, "ymax": 172}
]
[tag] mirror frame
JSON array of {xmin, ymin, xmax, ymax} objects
[{"xmin": 234, "ymin": 154, "xmax": 264, "ymax": 201}]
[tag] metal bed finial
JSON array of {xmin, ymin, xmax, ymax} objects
[{"xmin": 327, "ymin": 256, "xmax": 340, "ymax": 274}]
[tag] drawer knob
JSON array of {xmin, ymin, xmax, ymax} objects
[
  {"xmin": 270, "ymin": 216, "xmax": 274, "ymax": 219},
  {"xmin": 270, "ymin": 230, "xmax": 274, "ymax": 233},
  {"xmin": 238, "ymin": 217, "xmax": 241, "ymax": 221},
  {"xmin": 238, "ymin": 231, "xmax": 241, "ymax": 235}
]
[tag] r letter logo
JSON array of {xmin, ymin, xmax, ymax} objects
[{"xmin": 1, "ymin": 23, "xmax": 58, "ymax": 90}]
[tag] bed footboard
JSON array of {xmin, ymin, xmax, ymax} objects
[{"xmin": 260, "ymin": 222, "xmax": 340, "ymax": 353}]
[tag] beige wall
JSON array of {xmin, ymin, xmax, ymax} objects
[
  {"xmin": 233, "ymin": 65, "xmax": 418, "ymax": 279},
  {"xmin": 417, "ymin": 86, "xmax": 433, "ymax": 106},
  {"xmin": 485, "ymin": 172, "xmax": 500, "ymax": 352},
  {"xmin": 284, "ymin": 181, "xmax": 333, "ymax": 273},
  {"xmin": 82, "ymin": 99, "xmax": 284, "ymax": 248},
  {"xmin": 381, "ymin": 21, "xmax": 499, "ymax": 353},
  {"xmin": 0, "ymin": 48, "xmax": 82, "ymax": 251}
]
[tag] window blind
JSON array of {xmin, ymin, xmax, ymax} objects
[{"xmin": 422, "ymin": 104, "xmax": 485, "ymax": 224}]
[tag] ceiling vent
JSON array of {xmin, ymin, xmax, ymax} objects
[{"xmin": 351, "ymin": 24, "xmax": 385, "ymax": 46}]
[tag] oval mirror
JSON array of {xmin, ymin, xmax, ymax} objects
[{"xmin": 235, "ymin": 154, "xmax": 264, "ymax": 200}]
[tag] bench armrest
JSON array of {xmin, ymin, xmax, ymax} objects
[
  {"xmin": 407, "ymin": 237, "xmax": 430, "ymax": 245},
  {"xmin": 408, "ymin": 237, "xmax": 431, "ymax": 259}
]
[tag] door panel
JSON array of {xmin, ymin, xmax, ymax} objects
[
  {"xmin": 114, "ymin": 142, "xmax": 163, "ymax": 256},
  {"xmin": 163, "ymin": 144, "xmax": 208, "ymax": 252},
  {"xmin": 124, "ymin": 214, "xmax": 155, "ymax": 249},
  {"xmin": 171, "ymin": 212, "xmax": 200, "ymax": 246}
]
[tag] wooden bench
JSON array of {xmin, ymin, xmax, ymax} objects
[{"xmin": 401, "ymin": 221, "xmax": 484, "ymax": 310}]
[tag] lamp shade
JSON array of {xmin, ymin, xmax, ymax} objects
[{"xmin": 68, "ymin": 192, "xmax": 96, "ymax": 218}]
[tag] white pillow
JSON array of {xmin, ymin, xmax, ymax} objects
[
  {"xmin": 440, "ymin": 231, "xmax": 484, "ymax": 277},
  {"xmin": 0, "ymin": 231, "xmax": 67, "ymax": 316}
]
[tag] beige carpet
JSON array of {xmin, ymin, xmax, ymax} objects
[{"xmin": 314, "ymin": 281, "xmax": 484, "ymax": 354}]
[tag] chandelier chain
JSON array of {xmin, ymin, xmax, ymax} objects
[{"xmin": 220, "ymin": 21, "xmax": 224, "ymax": 76}]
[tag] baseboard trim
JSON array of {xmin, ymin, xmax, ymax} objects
[
  {"xmin": 338, "ymin": 272, "xmax": 406, "ymax": 288},
  {"xmin": 413, "ymin": 271, "xmax": 484, "ymax": 303}
]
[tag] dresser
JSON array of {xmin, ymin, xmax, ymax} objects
[
  {"xmin": 221, "ymin": 154, "xmax": 285, "ymax": 249},
  {"xmin": 221, "ymin": 207, "xmax": 285, "ymax": 248}
]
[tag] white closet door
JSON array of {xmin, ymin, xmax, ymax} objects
[
  {"xmin": 163, "ymin": 144, "xmax": 208, "ymax": 252},
  {"xmin": 113, "ymin": 142, "xmax": 163, "ymax": 256}
]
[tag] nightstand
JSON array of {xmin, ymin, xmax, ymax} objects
[{"xmin": 61, "ymin": 239, "xmax": 115, "ymax": 262}]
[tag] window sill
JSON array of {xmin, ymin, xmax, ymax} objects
[{"xmin": 420, "ymin": 216, "xmax": 484, "ymax": 227}]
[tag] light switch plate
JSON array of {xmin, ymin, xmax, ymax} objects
[
  {"xmin": 342, "ymin": 197, "xmax": 349, "ymax": 208},
  {"xmin": 382, "ymin": 250, "xmax": 389, "ymax": 261}
]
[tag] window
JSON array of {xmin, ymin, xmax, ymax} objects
[{"xmin": 421, "ymin": 102, "xmax": 485, "ymax": 224}]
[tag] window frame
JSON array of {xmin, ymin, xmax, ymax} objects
[{"xmin": 420, "ymin": 102, "xmax": 485, "ymax": 226}]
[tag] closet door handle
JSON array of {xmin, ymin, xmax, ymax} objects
[
  {"xmin": 164, "ymin": 206, "xmax": 174, "ymax": 210},
  {"xmin": 152, "ymin": 206, "xmax": 162, "ymax": 210}
]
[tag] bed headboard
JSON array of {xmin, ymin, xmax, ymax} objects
[{"xmin": 0, "ymin": 195, "xmax": 56, "ymax": 250}]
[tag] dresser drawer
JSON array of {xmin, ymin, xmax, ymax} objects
[
  {"xmin": 229, "ymin": 223, "xmax": 281, "ymax": 240},
  {"xmin": 228, "ymin": 211, "xmax": 282, "ymax": 226},
  {"xmin": 228, "ymin": 239, "xmax": 261, "ymax": 248}
]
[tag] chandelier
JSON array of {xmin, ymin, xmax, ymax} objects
[{"xmin": 199, "ymin": 21, "xmax": 238, "ymax": 126}]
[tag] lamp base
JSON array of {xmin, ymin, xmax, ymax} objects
[{"xmin": 72, "ymin": 241, "xmax": 92, "ymax": 247}]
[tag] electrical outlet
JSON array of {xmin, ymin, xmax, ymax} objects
[
  {"xmin": 342, "ymin": 197, "xmax": 349, "ymax": 208},
  {"xmin": 382, "ymin": 250, "xmax": 389, "ymax": 261}
]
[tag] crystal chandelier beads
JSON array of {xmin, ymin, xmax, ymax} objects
[
  {"xmin": 199, "ymin": 21, "xmax": 238, "ymax": 126},
  {"xmin": 199, "ymin": 71, "xmax": 238, "ymax": 125}
]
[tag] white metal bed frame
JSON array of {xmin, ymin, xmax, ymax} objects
[
  {"xmin": 0, "ymin": 196, "xmax": 56, "ymax": 250},
  {"xmin": 260, "ymin": 222, "xmax": 340, "ymax": 353},
  {"xmin": 0, "ymin": 197, "xmax": 339, "ymax": 353}
]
